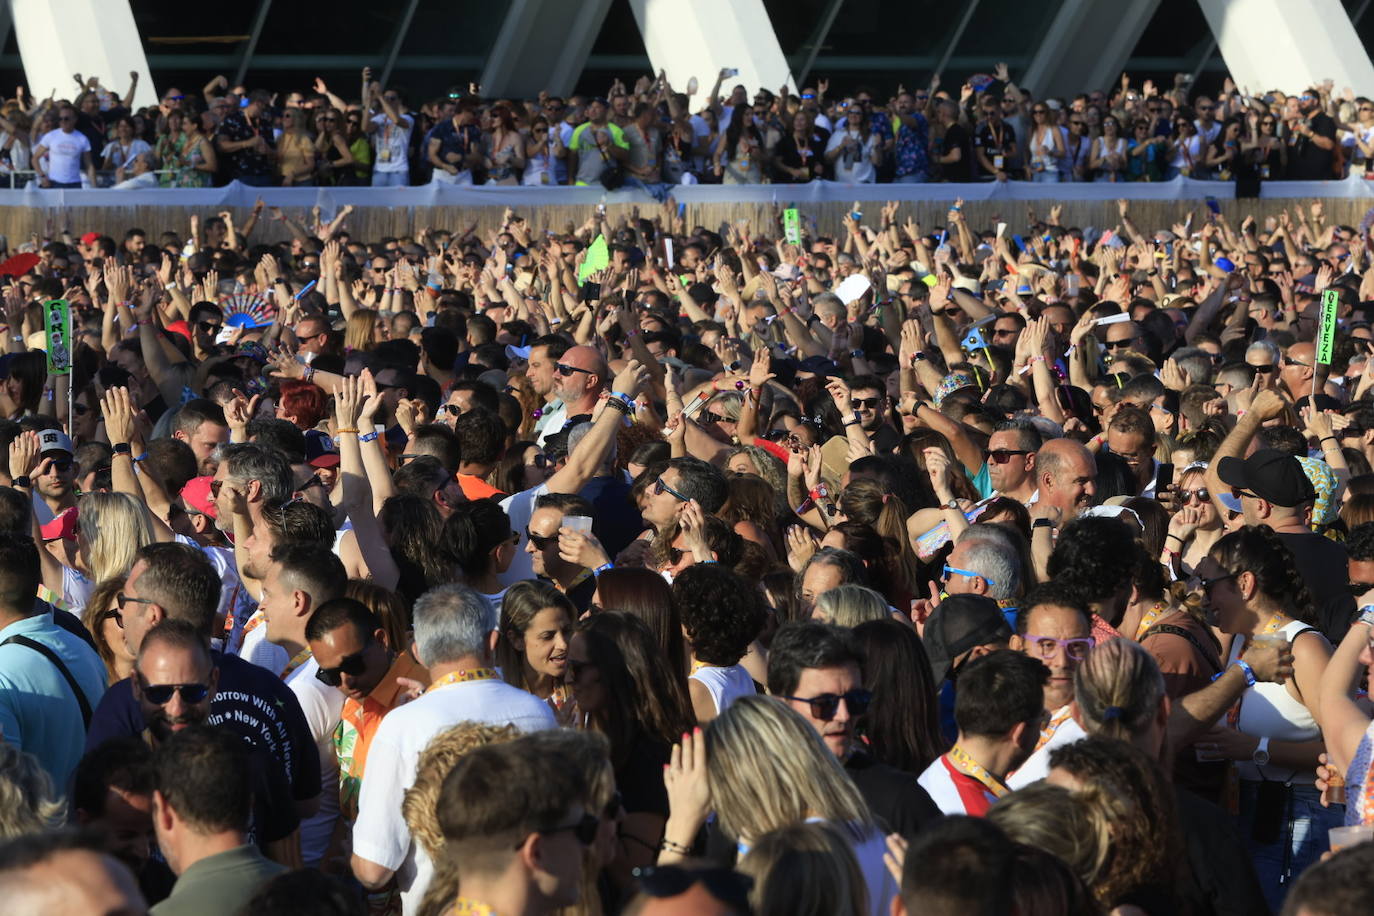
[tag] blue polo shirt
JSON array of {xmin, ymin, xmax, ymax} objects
[{"xmin": 0, "ymin": 611, "xmax": 107, "ymax": 792}]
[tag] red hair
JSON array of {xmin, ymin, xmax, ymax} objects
[{"xmin": 277, "ymin": 379, "xmax": 328, "ymax": 430}]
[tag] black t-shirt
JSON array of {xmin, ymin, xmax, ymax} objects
[
  {"xmin": 617, "ymin": 732, "xmax": 671, "ymax": 818},
  {"xmin": 845, "ymin": 750, "xmax": 942, "ymax": 836},
  {"xmin": 1278, "ymin": 530, "xmax": 1354, "ymax": 645},
  {"xmin": 85, "ymin": 651, "xmax": 321, "ymax": 805},
  {"xmin": 973, "ymin": 120, "xmax": 1016, "ymax": 178},
  {"xmin": 871, "ymin": 423, "xmax": 903, "ymax": 455},
  {"xmin": 938, "ymin": 123, "xmax": 971, "ymax": 182},
  {"xmin": 1287, "ymin": 113, "xmax": 1337, "ymax": 180},
  {"xmin": 1175, "ymin": 785, "xmax": 1271, "ymax": 916}
]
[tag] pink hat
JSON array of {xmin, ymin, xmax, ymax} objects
[
  {"xmin": 181, "ymin": 476, "xmax": 219, "ymax": 520},
  {"xmin": 40, "ymin": 506, "xmax": 79, "ymax": 541}
]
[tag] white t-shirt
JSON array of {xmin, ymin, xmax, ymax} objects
[
  {"xmin": 352, "ymin": 677, "xmax": 556, "ymax": 916},
  {"xmin": 285, "ymin": 657, "xmax": 345, "ymax": 868},
  {"xmin": 825, "ymin": 129, "xmax": 879, "ymax": 183},
  {"xmin": 1007, "ymin": 708, "xmax": 1087, "ymax": 789},
  {"xmin": 37, "ymin": 128, "xmax": 90, "ymax": 183},
  {"xmin": 236, "ymin": 609, "xmax": 289, "ymax": 675},
  {"xmin": 371, "ymin": 113, "xmax": 413, "ymax": 174}
]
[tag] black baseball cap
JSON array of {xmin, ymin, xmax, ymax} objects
[
  {"xmin": 1216, "ymin": 448, "xmax": 1316, "ymax": 508},
  {"xmin": 922, "ymin": 594, "xmax": 1013, "ymax": 685}
]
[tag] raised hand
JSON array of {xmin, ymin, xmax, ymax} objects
[{"xmin": 100, "ymin": 387, "xmax": 138, "ymax": 446}]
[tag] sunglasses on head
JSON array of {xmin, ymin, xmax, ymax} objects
[
  {"xmin": 142, "ymin": 682, "xmax": 209, "ymax": 705},
  {"xmin": 781, "ymin": 688, "xmax": 873, "ymax": 721},
  {"xmin": 315, "ymin": 648, "xmax": 369, "ymax": 686}
]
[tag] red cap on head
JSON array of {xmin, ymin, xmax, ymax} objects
[
  {"xmin": 40, "ymin": 506, "xmax": 79, "ymax": 541},
  {"xmin": 181, "ymin": 476, "xmax": 219, "ymax": 520}
]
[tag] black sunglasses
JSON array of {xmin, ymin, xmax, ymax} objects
[
  {"xmin": 849, "ymin": 397, "xmax": 882, "ymax": 410},
  {"xmin": 780, "ymin": 688, "xmax": 873, "ymax": 721},
  {"xmin": 634, "ymin": 866, "xmax": 753, "ymax": 908},
  {"xmin": 142, "ymin": 682, "xmax": 210, "ymax": 705},
  {"xmin": 988, "ymin": 448, "xmax": 1031, "ymax": 464},
  {"xmin": 531, "ymin": 812, "xmax": 600, "ymax": 847},
  {"xmin": 1104, "ymin": 339, "xmax": 1134, "ymax": 350},
  {"xmin": 44, "ymin": 457, "xmax": 74, "ymax": 473},
  {"xmin": 555, "ymin": 363, "xmax": 595, "ymax": 377},
  {"xmin": 526, "ymin": 527, "xmax": 558, "ymax": 550},
  {"xmin": 315, "ymin": 648, "xmax": 370, "ymax": 686}
]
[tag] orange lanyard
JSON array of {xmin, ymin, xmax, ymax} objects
[
  {"xmin": 1035, "ymin": 707, "xmax": 1073, "ymax": 753},
  {"xmin": 280, "ymin": 647, "xmax": 312, "ymax": 680},
  {"xmin": 1224, "ymin": 614, "xmax": 1286, "ymax": 729},
  {"xmin": 1134, "ymin": 602, "xmax": 1170, "ymax": 642},
  {"xmin": 426, "ymin": 668, "xmax": 500, "ymax": 693},
  {"xmin": 947, "ymin": 745, "xmax": 1009, "ymax": 798}
]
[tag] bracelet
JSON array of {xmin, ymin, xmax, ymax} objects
[
  {"xmin": 610, "ymin": 391, "xmax": 635, "ymax": 405},
  {"xmin": 603, "ymin": 397, "xmax": 630, "ymax": 414},
  {"xmin": 1213, "ymin": 658, "xmax": 1256, "ymax": 687},
  {"xmin": 594, "ymin": 562, "xmax": 614, "ymax": 576},
  {"xmin": 335, "ymin": 427, "xmax": 360, "ymax": 435},
  {"xmin": 303, "ymin": 366, "xmax": 316, "ymax": 383},
  {"xmin": 1358, "ymin": 605, "xmax": 1374, "ymax": 628},
  {"xmin": 360, "ymin": 430, "xmax": 381, "ymax": 443},
  {"xmin": 1321, "ymin": 435, "xmax": 1338, "ymax": 443},
  {"xmin": 659, "ymin": 838, "xmax": 692, "ymax": 855},
  {"xmin": 1166, "ymin": 533, "xmax": 1183, "ymax": 544},
  {"xmin": 112, "ymin": 442, "xmax": 132, "ymax": 455}
]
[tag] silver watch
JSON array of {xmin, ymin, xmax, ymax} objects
[{"xmin": 1251, "ymin": 736, "xmax": 1270, "ymax": 767}]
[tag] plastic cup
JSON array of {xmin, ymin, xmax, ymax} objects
[
  {"xmin": 1327, "ymin": 770, "xmax": 1347, "ymax": 806},
  {"xmin": 563, "ymin": 515, "xmax": 594, "ymax": 535},
  {"xmin": 1329, "ymin": 825, "xmax": 1374, "ymax": 852},
  {"xmin": 1250, "ymin": 633, "xmax": 1289, "ymax": 651}
]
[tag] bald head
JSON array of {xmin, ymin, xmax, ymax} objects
[
  {"xmin": 1036, "ymin": 438, "xmax": 1096, "ymax": 516},
  {"xmin": 0, "ymin": 847, "xmax": 146, "ymax": 916},
  {"xmin": 1281, "ymin": 340, "xmax": 1316, "ymax": 399},
  {"xmin": 553, "ymin": 345, "xmax": 609, "ymax": 407}
]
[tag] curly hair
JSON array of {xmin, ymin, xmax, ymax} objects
[
  {"xmin": 402, "ymin": 721, "xmax": 519, "ymax": 859},
  {"xmin": 1046, "ymin": 515, "xmax": 1140, "ymax": 605},
  {"xmin": 672, "ymin": 565, "xmax": 767, "ymax": 666},
  {"xmin": 1208, "ymin": 525, "xmax": 1317, "ymax": 625},
  {"xmin": 1048, "ymin": 737, "xmax": 1185, "ymax": 911}
]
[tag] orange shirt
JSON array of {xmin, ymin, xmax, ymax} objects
[
  {"xmin": 457, "ymin": 473, "xmax": 505, "ymax": 501},
  {"xmin": 332, "ymin": 650, "xmax": 428, "ymax": 822}
]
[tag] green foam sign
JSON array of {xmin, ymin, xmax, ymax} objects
[
  {"xmin": 1316, "ymin": 289, "xmax": 1338, "ymax": 365},
  {"xmin": 43, "ymin": 298, "xmax": 71, "ymax": 376},
  {"xmin": 577, "ymin": 234, "xmax": 609, "ymax": 284},
  {"xmin": 783, "ymin": 208, "xmax": 801, "ymax": 246}
]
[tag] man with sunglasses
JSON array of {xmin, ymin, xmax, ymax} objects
[
  {"xmin": 918, "ymin": 649, "xmax": 1046, "ymax": 816},
  {"xmin": 838, "ymin": 374, "xmax": 901, "ymax": 454},
  {"xmin": 33, "ymin": 105, "xmax": 95, "ymax": 189},
  {"xmin": 768, "ymin": 622, "xmax": 940, "ymax": 835},
  {"xmin": 429, "ymin": 736, "xmax": 592, "ymax": 916},
  {"xmin": 525, "ymin": 493, "xmax": 598, "ymax": 612},
  {"xmin": 133, "ymin": 620, "xmax": 299, "ymax": 865},
  {"xmin": 978, "ymin": 421, "xmax": 1040, "ymax": 505},
  {"xmin": 1286, "ymin": 88, "xmax": 1336, "ymax": 180},
  {"xmin": 29, "ymin": 429, "xmax": 78, "ymax": 526}
]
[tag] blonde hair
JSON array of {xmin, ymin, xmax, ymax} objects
[
  {"xmin": 345, "ymin": 308, "xmax": 379, "ymax": 353},
  {"xmin": 813, "ymin": 585, "xmax": 890, "ymax": 628},
  {"xmin": 738, "ymin": 821, "xmax": 869, "ymax": 916},
  {"xmin": 0, "ymin": 744, "xmax": 66, "ymax": 839},
  {"xmin": 705, "ymin": 695, "xmax": 875, "ymax": 845},
  {"xmin": 1073, "ymin": 638, "xmax": 1166, "ymax": 741},
  {"xmin": 403, "ymin": 721, "xmax": 519, "ymax": 859},
  {"xmin": 79, "ymin": 491, "xmax": 156, "ymax": 583},
  {"xmin": 988, "ymin": 782, "xmax": 1108, "ymax": 892}
]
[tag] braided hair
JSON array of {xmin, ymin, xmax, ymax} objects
[{"xmin": 1208, "ymin": 525, "xmax": 1317, "ymax": 625}]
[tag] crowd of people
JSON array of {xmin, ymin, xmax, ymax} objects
[
  {"xmin": 2, "ymin": 65, "xmax": 1366, "ymax": 190},
  {"xmin": 3, "ymin": 180, "xmax": 1374, "ymax": 916}
]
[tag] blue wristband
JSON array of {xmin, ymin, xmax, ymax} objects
[
  {"xmin": 359, "ymin": 430, "xmax": 380, "ymax": 444},
  {"xmin": 610, "ymin": 391, "xmax": 635, "ymax": 406},
  {"xmin": 1213, "ymin": 658, "xmax": 1255, "ymax": 687},
  {"xmin": 594, "ymin": 562, "xmax": 614, "ymax": 576}
]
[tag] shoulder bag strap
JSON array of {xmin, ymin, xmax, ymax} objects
[{"xmin": 2, "ymin": 634, "xmax": 92, "ymax": 729}]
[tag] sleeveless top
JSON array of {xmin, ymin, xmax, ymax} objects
[
  {"xmin": 1030, "ymin": 127, "xmax": 1058, "ymax": 173},
  {"xmin": 1228, "ymin": 619, "xmax": 1320, "ymax": 783},
  {"xmin": 689, "ymin": 663, "xmax": 755, "ymax": 715}
]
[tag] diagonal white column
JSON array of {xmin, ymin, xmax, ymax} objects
[
  {"xmin": 1197, "ymin": 0, "xmax": 1374, "ymax": 95},
  {"xmin": 480, "ymin": 0, "xmax": 615, "ymax": 99},
  {"xmin": 628, "ymin": 0, "xmax": 794, "ymax": 99},
  {"xmin": 1021, "ymin": 0, "xmax": 1162, "ymax": 101},
  {"xmin": 11, "ymin": 0, "xmax": 154, "ymax": 108}
]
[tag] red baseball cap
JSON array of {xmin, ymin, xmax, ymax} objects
[
  {"xmin": 181, "ymin": 476, "xmax": 219, "ymax": 520},
  {"xmin": 165, "ymin": 320, "xmax": 193, "ymax": 342},
  {"xmin": 80, "ymin": 232, "xmax": 100, "ymax": 246},
  {"xmin": 40, "ymin": 506, "xmax": 79, "ymax": 541}
]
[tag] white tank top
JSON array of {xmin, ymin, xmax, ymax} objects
[
  {"xmin": 690, "ymin": 663, "xmax": 756, "ymax": 715},
  {"xmin": 1229, "ymin": 619, "xmax": 1321, "ymax": 783}
]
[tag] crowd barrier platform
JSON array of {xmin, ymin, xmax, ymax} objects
[{"xmin": 0, "ymin": 176, "xmax": 1371, "ymax": 244}]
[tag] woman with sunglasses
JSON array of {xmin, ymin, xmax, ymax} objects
[
  {"xmin": 81, "ymin": 575, "xmax": 133, "ymax": 684},
  {"xmin": 276, "ymin": 107, "xmax": 317, "ymax": 186},
  {"xmin": 313, "ymin": 107, "xmax": 357, "ymax": 186},
  {"xmin": 567, "ymin": 611, "xmax": 694, "ymax": 889},
  {"xmin": 1242, "ymin": 108, "xmax": 1286, "ymax": 182},
  {"xmin": 1192, "ymin": 526, "xmax": 1337, "ymax": 906},
  {"xmin": 1163, "ymin": 463, "xmax": 1223, "ymax": 576},
  {"xmin": 496, "ymin": 580, "xmax": 574, "ymax": 711},
  {"xmin": 660, "ymin": 696, "xmax": 897, "ymax": 916},
  {"xmin": 1089, "ymin": 115, "xmax": 1126, "ymax": 181},
  {"xmin": 1025, "ymin": 103, "xmax": 1066, "ymax": 182}
]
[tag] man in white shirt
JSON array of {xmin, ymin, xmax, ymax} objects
[
  {"xmin": 259, "ymin": 541, "xmax": 347, "ymax": 868},
  {"xmin": 366, "ymin": 84, "xmax": 412, "ymax": 187},
  {"xmin": 34, "ymin": 106, "xmax": 95, "ymax": 189},
  {"xmin": 351, "ymin": 583, "xmax": 556, "ymax": 915}
]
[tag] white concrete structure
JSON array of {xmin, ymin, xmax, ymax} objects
[
  {"xmin": 627, "ymin": 0, "xmax": 795, "ymax": 99},
  {"xmin": 1023, "ymin": 0, "xmax": 1163, "ymax": 101},
  {"xmin": 1198, "ymin": 0, "xmax": 1374, "ymax": 96},
  {"xmin": 12, "ymin": 0, "xmax": 154, "ymax": 109},
  {"xmin": 480, "ymin": 0, "xmax": 615, "ymax": 99}
]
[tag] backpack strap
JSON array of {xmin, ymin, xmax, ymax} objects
[
  {"xmin": 1142, "ymin": 623, "xmax": 1223, "ymax": 675},
  {"xmin": 2, "ymin": 634, "xmax": 92, "ymax": 729}
]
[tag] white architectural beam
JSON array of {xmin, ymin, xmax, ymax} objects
[
  {"xmin": 1022, "ymin": 0, "xmax": 1161, "ymax": 100},
  {"xmin": 628, "ymin": 0, "xmax": 794, "ymax": 100},
  {"xmin": 12, "ymin": 0, "xmax": 154, "ymax": 108},
  {"xmin": 481, "ymin": 0, "xmax": 615, "ymax": 99},
  {"xmin": 1197, "ymin": 0, "xmax": 1374, "ymax": 95}
]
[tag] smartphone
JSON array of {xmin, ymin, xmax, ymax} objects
[
  {"xmin": 1154, "ymin": 462, "xmax": 1174, "ymax": 499},
  {"xmin": 1205, "ymin": 196, "xmax": 1221, "ymax": 215}
]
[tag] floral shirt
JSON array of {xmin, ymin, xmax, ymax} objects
[{"xmin": 892, "ymin": 112, "xmax": 930, "ymax": 179}]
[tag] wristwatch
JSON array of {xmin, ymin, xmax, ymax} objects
[
  {"xmin": 11, "ymin": 475, "xmax": 30, "ymax": 489},
  {"xmin": 945, "ymin": 498, "xmax": 960, "ymax": 511},
  {"xmin": 1358, "ymin": 605, "xmax": 1374, "ymax": 629},
  {"xmin": 843, "ymin": 413, "xmax": 862, "ymax": 427},
  {"xmin": 1032, "ymin": 517, "xmax": 1055, "ymax": 530},
  {"xmin": 1252, "ymin": 736, "xmax": 1270, "ymax": 767}
]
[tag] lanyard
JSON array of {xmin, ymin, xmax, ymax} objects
[
  {"xmin": 988, "ymin": 123, "xmax": 1004, "ymax": 152},
  {"xmin": 450, "ymin": 898, "xmax": 496, "ymax": 916},
  {"xmin": 1224, "ymin": 614, "xmax": 1287, "ymax": 729},
  {"xmin": 426, "ymin": 667, "xmax": 500, "ymax": 693},
  {"xmin": 280, "ymin": 647, "xmax": 312, "ymax": 680},
  {"xmin": 1134, "ymin": 602, "xmax": 1170, "ymax": 642},
  {"xmin": 947, "ymin": 745, "xmax": 1009, "ymax": 798},
  {"xmin": 1034, "ymin": 706, "xmax": 1073, "ymax": 753}
]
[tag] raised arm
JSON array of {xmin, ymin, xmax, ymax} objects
[{"xmin": 334, "ymin": 372, "xmax": 399, "ymax": 589}]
